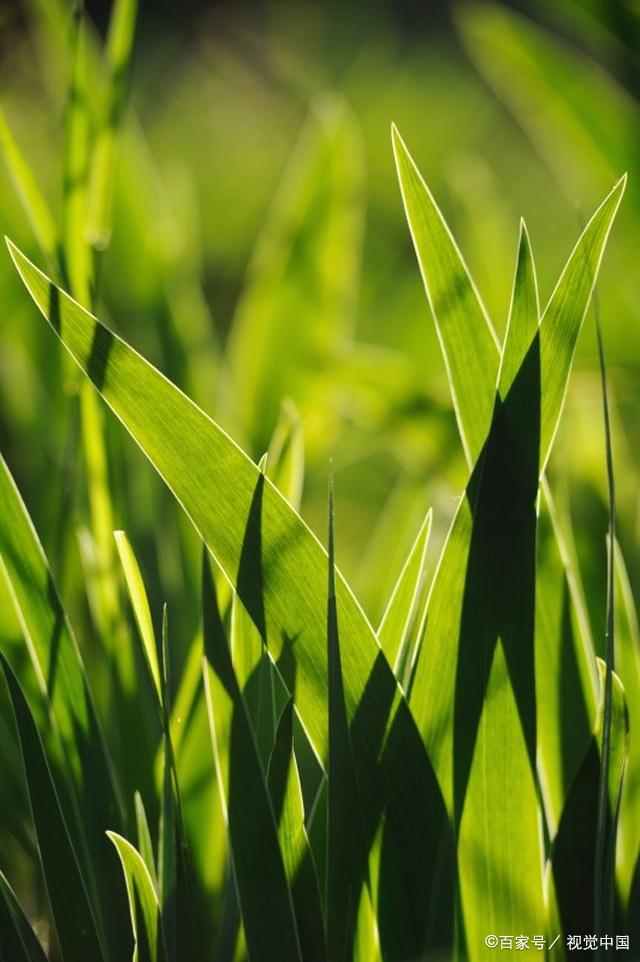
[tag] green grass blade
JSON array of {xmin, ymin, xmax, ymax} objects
[
  {"xmin": 201, "ymin": 551, "xmax": 303, "ymax": 962},
  {"xmin": 497, "ymin": 220, "xmax": 539, "ymax": 397},
  {"xmin": 134, "ymin": 790, "xmax": 158, "ymax": 890},
  {"xmin": 0, "ymin": 655, "xmax": 108, "ymax": 962},
  {"xmin": 158, "ymin": 730, "xmax": 177, "ymax": 962},
  {"xmin": 535, "ymin": 485, "xmax": 598, "ymax": 833},
  {"xmin": 87, "ymin": 0, "xmax": 139, "ymax": 249},
  {"xmin": 593, "ymin": 316, "xmax": 617, "ymax": 948},
  {"xmin": 326, "ymin": 479, "xmax": 368, "ymax": 962},
  {"xmin": 0, "ymin": 871, "xmax": 48, "ymax": 962},
  {"xmin": 538, "ymin": 179, "xmax": 625, "ymax": 473},
  {"xmin": 0, "ymin": 453, "xmax": 119, "ymax": 803},
  {"xmin": 0, "ymin": 452, "xmax": 129, "ymax": 959},
  {"xmin": 115, "ymin": 529, "xmax": 162, "ymax": 703},
  {"xmin": 440, "ymin": 227, "xmax": 545, "ymax": 950},
  {"xmin": 108, "ymin": 832, "xmax": 165, "ymax": 962},
  {"xmin": 408, "ymin": 225, "xmax": 542, "ymax": 806},
  {"xmin": 613, "ymin": 542, "xmax": 640, "ymax": 911},
  {"xmin": 0, "ymin": 107, "xmax": 59, "ymax": 268},
  {"xmin": 376, "ymin": 508, "xmax": 431, "ymax": 680},
  {"xmin": 7, "ymin": 240, "xmax": 454, "ymax": 959},
  {"xmin": 392, "ymin": 124, "xmax": 499, "ymax": 464},
  {"xmin": 267, "ymin": 698, "xmax": 327, "ymax": 962}
]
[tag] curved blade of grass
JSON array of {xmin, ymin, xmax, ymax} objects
[
  {"xmin": 157, "ymin": 607, "xmax": 196, "ymax": 962},
  {"xmin": 8, "ymin": 240, "xmax": 455, "ymax": 959},
  {"xmin": 377, "ymin": 507, "xmax": 431, "ymax": 680},
  {"xmin": 115, "ymin": 529, "xmax": 162, "ymax": 703},
  {"xmin": 593, "ymin": 315, "xmax": 617, "ymax": 949},
  {"xmin": 231, "ymin": 592, "xmax": 280, "ymax": 770},
  {"xmin": 0, "ymin": 452, "xmax": 129, "ymax": 959},
  {"xmin": 0, "ymin": 871, "xmax": 48, "ymax": 962},
  {"xmin": 613, "ymin": 541, "xmax": 640, "ymax": 911},
  {"xmin": 0, "ymin": 107, "xmax": 59, "ymax": 269},
  {"xmin": 201, "ymin": 551, "xmax": 303, "ymax": 962},
  {"xmin": 392, "ymin": 123, "xmax": 498, "ymax": 465},
  {"xmin": 326, "ymin": 479, "xmax": 368, "ymax": 962},
  {"xmin": 87, "ymin": 0, "xmax": 139, "ymax": 249},
  {"xmin": 538, "ymin": 184, "xmax": 625, "ymax": 473},
  {"xmin": 108, "ymin": 832, "xmax": 165, "ymax": 962},
  {"xmin": 268, "ymin": 697, "xmax": 327, "ymax": 962},
  {"xmin": 0, "ymin": 654, "xmax": 108, "ymax": 962},
  {"xmin": 134, "ymin": 790, "xmax": 158, "ymax": 890}
]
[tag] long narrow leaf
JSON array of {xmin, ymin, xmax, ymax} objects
[
  {"xmin": 0, "ymin": 452, "xmax": 129, "ymax": 960},
  {"xmin": 115, "ymin": 529, "xmax": 162, "ymax": 703},
  {"xmin": 1, "ymin": 655, "xmax": 108, "ymax": 962},
  {"xmin": 377, "ymin": 508, "xmax": 431, "ymax": 680},
  {"xmin": 201, "ymin": 550, "xmax": 303, "ymax": 962},
  {"xmin": 326, "ymin": 479, "xmax": 367, "ymax": 962},
  {"xmin": 267, "ymin": 698, "xmax": 326, "ymax": 962},
  {"xmin": 392, "ymin": 123, "xmax": 499, "ymax": 465},
  {"xmin": 108, "ymin": 832, "xmax": 165, "ymax": 962}
]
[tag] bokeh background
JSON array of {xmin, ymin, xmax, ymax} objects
[{"xmin": 0, "ymin": 0, "xmax": 638, "ymax": 687}]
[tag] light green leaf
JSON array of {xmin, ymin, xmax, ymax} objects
[
  {"xmin": 377, "ymin": 507, "xmax": 431, "ymax": 683},
  {"xmin": 392, "ymin": 123, "xmax": 499, "ymax": 465},
  {"xmin": 614, "ymin": 541, "xmax": 640, "ymax": 911},
  {"xmin": 115, "ymin": 529, "xmax": 162, "ymax": 703},
  {"xmin": 108, "ymin": 832, "xmax": 165, "ymax": 962},
  {"xmin": 457, "ymin": 639, "xmax": 543, "ymax": 953},
  {"xmin": 134, "ymin": 790, "xmax": 158, "ymax": 890},
  {"xmin": 538, "ymin": 178, "xmax": 626, "ymax": 473}
]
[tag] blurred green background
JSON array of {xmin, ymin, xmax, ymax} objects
[{"xmin": 0, "ymin": 0, "xmax": 638, "ymax": 666}]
